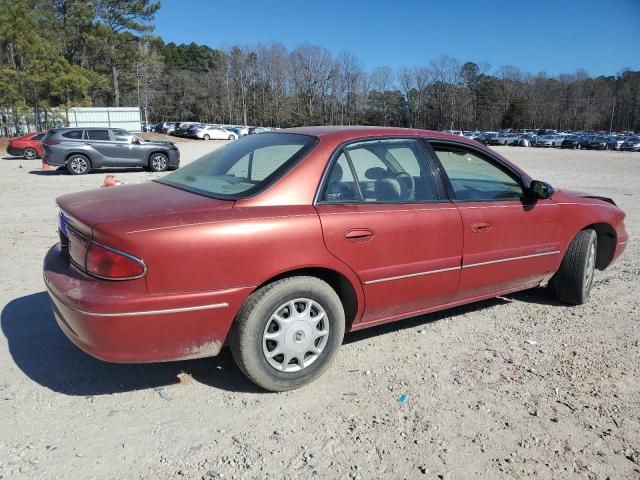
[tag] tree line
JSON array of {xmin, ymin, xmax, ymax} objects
[{"xmin": 1, "ymin": 0, "xmax": 639, "ymax": 133}]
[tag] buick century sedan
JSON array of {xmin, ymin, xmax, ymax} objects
[{"xmin": 43, "ymin": 127, "xmax": 628, "ymax": 391}]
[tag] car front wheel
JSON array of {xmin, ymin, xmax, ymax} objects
[
  {"xmin": 203, "ymin": 134, "xmax": 210, "ymax": 140},
  {"xmin": 149, "ymin": 153, "xmax": 169, "ymax": 172},
  {"xmin": 67, "ymin": 154, "xmax": 91, "ymax": 175},
  {"xmin": 230, "ymin": 276, "xmax": 345, "ymax": 392},
  {"xmin": 552, "ymin": 229, "xmax": 597, "ymax": 305}
]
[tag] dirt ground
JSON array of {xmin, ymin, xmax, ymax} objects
[{"xmin": 0, "ymin": 141, "xmax": 638, "ymax": 480}]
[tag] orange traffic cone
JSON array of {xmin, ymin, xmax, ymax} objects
[
  {"xmin": 41, "ymin": 162, "xmax": 49, "ymax": 170},
  {"xmin": 102, "ymin": 175, "xmax": 124, "ymax": 188}
]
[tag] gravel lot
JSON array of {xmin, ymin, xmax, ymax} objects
[{"xmin": 1, "ymin": 139, "xmax": 638, "ymax": 480}]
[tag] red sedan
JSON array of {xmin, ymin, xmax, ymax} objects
[
  {"xmin": 7, "ymin": 132, "xmax": 45, "ymax": 159},
  {"xmin": 43, "ymin": 127, "xmax": 628, "ymax": 391}
]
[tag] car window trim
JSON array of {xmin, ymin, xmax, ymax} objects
[
  {"xmin": 422, "ymin": 138, "xmax": 529, "ymax": 203},
  {"xmin": 314, "ymin": 135, "xmax": 450, "ymax": 206}
]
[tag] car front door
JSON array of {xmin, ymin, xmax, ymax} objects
[
  {"xmin": 428, "ymin": 141, "xmax": 562, "ymax": 301},
  {"xmin": 315, "ymin": 138, "xmax": 463, "ymax": 328},
  {"xmin": 110, "ymin": 129, "xmax": 145, "ymax": 165}
]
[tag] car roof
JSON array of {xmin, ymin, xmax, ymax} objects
[{"xmin": 280, "ymin": 125, "xmax": 478, "ymax": 144}]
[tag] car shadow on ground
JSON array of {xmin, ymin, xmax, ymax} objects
[
  {"xmin": 2, "ymin": 288, "xmax": 562, "ymax": 396},
  {"xmin": 1, "ymin": 292, "xmax": 261, "ymax": 396},
  {"xmin": 28, "ymin": 167, "xmax": 147, "ymax": 176}
]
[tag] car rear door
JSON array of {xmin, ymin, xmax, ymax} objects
[
  {"xmin": 427, "ymin": 140, "xmax": 562, "ymax": 301},
  {"xmin": 315, "ymin": 137, "xmax": 463, "ymax": 328},
  {"xmin": 85, "ymin": 129, "xmax": 116, "ymax": 165}
]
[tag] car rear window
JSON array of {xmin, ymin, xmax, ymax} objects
[
  {"xmin": 156, "ymin": 133, "xmax": 318, "ymax": 199},
  {"xmin": 62, "ymin": 130, "xmax": 84, "ymax": 139}
]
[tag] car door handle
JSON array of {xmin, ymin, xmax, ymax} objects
[
  {"xmin": 471, "ymin": 221, "xmax": 492, "ymax": 233},
  {"xmin": 345, "ymin": 228, "xmax": 374, "ymax": 241}
]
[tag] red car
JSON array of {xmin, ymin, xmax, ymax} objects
[
  {"xmin": 7, "ymin": 132, "xmax": 45, "ymax": 159},
  {"xmin": 43, "ymin": 127, "xmax": 628, "ymax": 391}
]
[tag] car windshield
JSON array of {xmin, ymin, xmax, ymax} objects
[
  {"xmin": 566, "ymin": 135, "xmax": 577, "ymax": 140},
  {"xmin": 156, "ymin": 133, "xmax": 317, "ymax": 199}
]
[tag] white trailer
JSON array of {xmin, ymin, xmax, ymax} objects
[{"xmin": 66, "ymin": 107, "xmax": 142, "ymax": 132}]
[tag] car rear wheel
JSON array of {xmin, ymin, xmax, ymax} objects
[
  {"xmin": 23, "ymin": 147, "xmax": 37, "ymax": 159},
  {"xmin": 203, "ymin": 134, "xmax": 210, "ymax": 140},
  {"xmin": 67, "ymin": 154, "xmax": 91, "ymax": 175},
  {"xmin": 228, "ymin": 135, "xmax": 235, "ymax": 140},
  {"xmin": 149, "ymin": 153, "xmax": 168, "ymax": 172},
  {"xmin": 230, "ymin": 276, "xmax": 345, "ymax": 392},
  {"xmin": 552, "ymin": 229, "xmax": 597, "ymax": 305}
]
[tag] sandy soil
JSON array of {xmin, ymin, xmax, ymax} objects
[{"xmin": 0, "ymin": 143, "xmax": 638, "ymax": 480}]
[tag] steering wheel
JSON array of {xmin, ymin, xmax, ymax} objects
[{"xmin": 394, "ymin": 172, "xmax": 415, "ymax": 201}]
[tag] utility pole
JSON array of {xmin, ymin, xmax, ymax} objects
[{"xmin": 609, "ymin": 97, "xmax": 616, "ymax": 134}]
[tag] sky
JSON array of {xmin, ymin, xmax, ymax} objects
[{"xmin": 154, "ymin": 0, "xmax": 640, "ymax": 77}]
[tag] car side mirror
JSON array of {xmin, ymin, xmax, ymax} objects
[
  {"xmin": 132, "ymin": 138, "xmax": 141, "ymax": 145},
  {"xmin": 529, "ymin": 180, "xmax": 552, "ymax": 199}
]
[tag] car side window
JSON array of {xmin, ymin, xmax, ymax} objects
[
  {"xmin": 433, "ymin": 145, "xmax": 524, "ymax": 201},
  {"xmin": 321, "ymin": 152, "xmax": 359, "ymax": 202},
  {"xmin": 62, "ymin": 130, "xmax": 84, "ymax": 139},
  {"xmin": 322, "ymin": 138, "xmax": 439, "ymax": 203},
  {"xmin": 112, "ymin": 129, "xmax": 132, "ymax": 142},
  {"xmin": 86, "ymin": 130, "xmax": 110, "ymax": 141}
]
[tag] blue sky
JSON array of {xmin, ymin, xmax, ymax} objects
[{"xmin": 154, "ymin": 0, "xmax": 640, "ymax": 77}]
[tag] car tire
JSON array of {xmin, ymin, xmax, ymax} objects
[
  {"xmin": 149, "ymin": 153, "xmax": 169, "ymax": 172},
  {"xmin": 228, "ymin": 135, "xmax": 236, "ymax": 141},
  {"xmin": 552, "ymin": 229, "xmax": 597, "ymax": 305},
  {"xmin": 23, "ymin": 147, "xmax": 37, "ymax": 159},
  {"xmin": 203, "ymin": 134, "xmax": 210, "ymax": 140},
  {"xmin": 230, "ymin": 276, "xmax": 345, "ymax": 392},
  {"xmin": 66, "ymin": 154, "xmax": 91, "ymax": 175}
]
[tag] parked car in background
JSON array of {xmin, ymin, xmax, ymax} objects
[
  {"xmin": 585, "ymin": 136, "xmax": 609, "ymax": 150},
  {"xmin": 535, "ymin": 135, "xmax": 564, "ymax": 147},
  {"xmin": 43, "ymin": 127, "xmax": 627, "ymax": 391},
  {"xmin": 488, "ymin": 133, "xmax": 517, "ymax": 145},
  {"xmin": 250, "ymin": 127, "xmax": 274, "ymax": 134},
  {"xmin": 518, "ymin": 134, "xmax": 538, "ymax": 147},
  {"xmin": 230, "ymin": 126, "xmax": 249, "ymax": 137},
  {"xmin": 560, "ymin": 135, "xmax": 580, "ymax": 149},
  {"xmin": 159, "ymin": 122, "xmax": 178, "ymax": 135},
  {"xmin": 578, "ymin": 135, "xmax": 594, "ymax": 149},
  {"xmin": 476, "ymin": 132, "xmax": 497, "ymax": 145},
  {"xmin": 41, "ymin": 127, "xmax": 180, "ymax": 175},
  {"xmin": 174, "ymin": 122, "xmax": 200, "ymax": 137},
  {"xmin": 607, "ymin": 136, "xmax": 626, "ymax": 151},
  {"xmin": 620, "ymin": 136, "xmax": 640, "ymax": 151},
  {"xmin": 6, "ymin": 132, "xmax": 45, "ymax": 159},
  {"xmin": 191, "ymin": 125, "xmax": 238, "ymax": 140}
]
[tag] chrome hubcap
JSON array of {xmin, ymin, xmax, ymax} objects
[
  {"xmin": 70, "ymin": 157, "xmax": 88, "ymax": 173},
  {"xmin": 152, "ymin": 155, "xmax": 167, "ymax": 170},
  {"xmin": 262, "ymin": 298, "xmax": 329, "ymax": 373},
  {"xmin": 584, "ymin": 242, "xmax": 596, "ymax": 291},
  {"xmin": 24, "ymin": 149, "xmax": 35, "ymax": 159}
]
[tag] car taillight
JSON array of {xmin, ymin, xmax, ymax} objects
[
  {"xmin": 85, "ymin": 242, "xmax": 146, "ymax": 280},
  {"xmin": 43, "ymin": 139, "xmax": 60, "ymax": 145}
]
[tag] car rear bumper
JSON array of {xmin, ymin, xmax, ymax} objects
[
  {"xmin": 7, "ymin": 146, "xmax": 22, "ymax": 156},
  {"xmin": 43, "ymin": 243, "xmax": 251, "ymax": 363}
]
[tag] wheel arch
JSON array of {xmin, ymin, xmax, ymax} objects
[
  {"xmin": 147, "ymin": 150, "xmax": 169, "ymax": 163},
  {"xmin": 252, "ymin": 267, "xmax": 360, "ymax": 331},
  {"xmin": 65, "ymin": 151, "xmax": 91, "ymax": 162},
  {"xmin": 584, "ymin": 222, "xmax": 617, "ymax": 270}
]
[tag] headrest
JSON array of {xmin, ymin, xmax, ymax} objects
[{"xmin": 364, "ymin": 167, "xmax": 389, "ymax": 180}]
